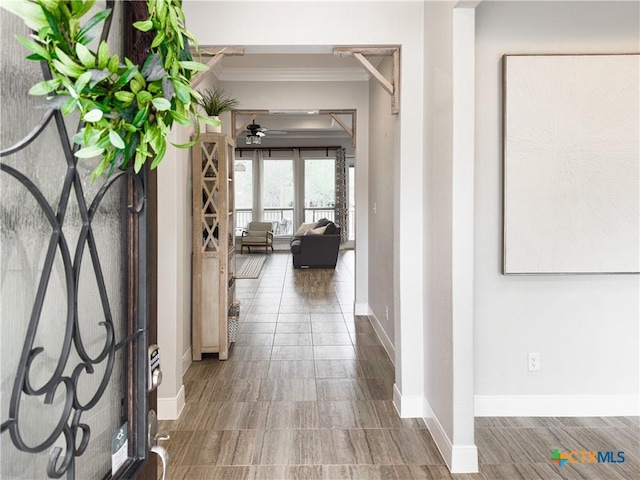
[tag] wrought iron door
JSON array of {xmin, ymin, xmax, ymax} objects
[{"xmin": 1, "ymin": 2, "xmax": 149, "ymax": 479}]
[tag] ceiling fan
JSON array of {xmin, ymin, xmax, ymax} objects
[
  {"xmin": 244, "ymin": 120, "xmax": 288, "ymax": 142},
  {"xmin": 245, "ymin": 120, "xmax": 267, "ymax": 145},
  {"xmin": 246, "ymin": 120, "xmax": 267, "ymax": 138}
]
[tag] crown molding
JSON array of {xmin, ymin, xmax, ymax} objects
[{"xmin": 218, "ymin": 67, "xmax": 369, "ymax": 82}]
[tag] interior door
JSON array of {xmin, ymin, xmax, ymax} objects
[{"xmin": 0, "ymin": 2, "xmax": 155, "ymax": 479}]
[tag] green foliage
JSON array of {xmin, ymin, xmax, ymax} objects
[
  {"xmin": 197, "ymin": 86, "xmax": 239, "ymax": 116},
  {"xmin": 2, "ymin": 0, "xmax": 212, "ymax": 180}
]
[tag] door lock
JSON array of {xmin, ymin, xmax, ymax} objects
[{"xmin": 148, "ymin": 344, "xmax": 162, "ymax": 392}]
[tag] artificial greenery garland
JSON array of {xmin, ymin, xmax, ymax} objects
[{"xmin": 2, "ymin": 0, "xmax": 216, "ymax": 179}]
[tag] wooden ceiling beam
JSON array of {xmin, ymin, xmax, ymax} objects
[
  {"xmin": 334, "ymin": 46, "xmax": 398, "ymax": 57},
  {"xmin": 190, "ymin": 46, "xmax": 245, "ymax": 57}
]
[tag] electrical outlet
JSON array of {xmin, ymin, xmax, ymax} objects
[
  {"xmin": 528, "ymin": 353, "xmax": 540, "ymax": 371},
  {"xmin": 385, "ymin": 305, "xmax": 389, "ymax": 321}
]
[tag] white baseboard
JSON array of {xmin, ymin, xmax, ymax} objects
[
  {"xmin": 367, "ymin": 313, "xmax": 395, "ymax": 365},
  {"xmin": 423, "ymin": 399, "xmax": 479, "ymax": 473},
  {"xmin": 475, "ymin": 394, "xmax": 640, "ymax": 417},
  {"xmin": 182, "ymin": 347, "xmax": 192, "ymax": 376},
  {"xmin": 451, "ymin": 445, "xmax": 480, "ymax": 473},
  {"xmin": 393, "ymin": 384, "xmax": 402, "ymax": 415},
  {"xmin": 158, "ymin": 384, "xmax": 186, "ymax": 420},
  {"xmin": 393, "ymin": 384, "xmax": 424, "ymax": 418},
  {"xmin": 354, "ymin": 302, "xmax": 370, "ymax": 316}
]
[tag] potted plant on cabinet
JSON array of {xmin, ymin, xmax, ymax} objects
[{"xmin": 197, "ymin": 87, "xmax": 239, "ymax": 133}]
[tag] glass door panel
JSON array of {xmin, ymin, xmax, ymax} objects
[
  {"xmin": 262, "ymin": 159, "xmax": 294, "ymax": 236},
  {"xmin": 304, "ymin": 158, "xmax": 336, "ymax": 223},
  {"xmin": 1, "ymin": 2, "xmax": 148, "ymax": 479},
  {"xmin": 234, "ymin": 158, "xmax": 253, "ymax": 232}
]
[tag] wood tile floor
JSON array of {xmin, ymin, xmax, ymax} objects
[{"xmin": 160, "ymin": 251, "xmax": 640, "ymax": 479}]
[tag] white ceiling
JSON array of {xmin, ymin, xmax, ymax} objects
[
  {"xmin": 203, "ymin": 51, "xmax": 383, "ymax": 82},
  {"xmin": 202, "ymin": 51, "xmax": 378, "ymax": 141},
  {"xmin": 238, "ymin": 113, "xmax": 352, "ymax": 141}
]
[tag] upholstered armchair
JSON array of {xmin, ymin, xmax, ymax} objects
[{"xmin": 240, "ymin": 221, "xmax": 274, "ymax": 254}]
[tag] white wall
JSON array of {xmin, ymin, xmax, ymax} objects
[
  {"xmin": 422, "ymin": 2, "xmax": 478, "ymax": 473},
  {"xmin": 367, "ymin": 57, "xmax": 397, "ymax": 352},
  {"xmin": 157, "ymin": 121, "xmax": 192, "ymax": 419},
  {"xmin": 474, "ymin": 1, "xmax": 640, "ymax": 416},
  {"xmin": 424, "ymin": 0, "xmax": 455, "ymax": 439},
  {"xmin": 158, "ymin": 71, "xmax": 219, "ymax": 419}
]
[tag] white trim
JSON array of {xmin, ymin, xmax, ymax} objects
[
  {"xmin": 423, "ymin": 399, "xmax": 453, "ymax": 469},
  {"xmin": 182, "ymin": 347, "xmax": 192, "ymax": 376},
  {"xmin": 393, "ymin": 384, "xmax": 402, "ymax": 415},
  {"xmin": 157, "ymin": 384, "xmax": 186, "ymax": 420},
  {"xmin": 354, "ymin": 302, "xmax": 370, "ymax": 316},
  {"xmin": 423, "ymin": 399, "xmax": 479, "ymax": 473},
  {"xmin": 451, "ymin": 5, "xmax": 477, "ymax": 462},
  {"xmin": 219, "ymin": 67, "xmax": 370, "ymax": 82},
  {"xmin": 451, "ymin": 445, "xmax": 480, "ymax": 473},
  {"xmin": 367, "ymin": 313, "xmax": 395, "ymax": 365},
  {"xmin": 474, "ymin": 394, "xmax": 640, "ymax": 417},
  {"xmin": 393, "ymin": 384, "xmax": 423, "ymax": 418}
]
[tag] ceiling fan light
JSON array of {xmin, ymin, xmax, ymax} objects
[
  {"xmin": 245, "ymin": 135, "xmax": 252, "ymax": 145},
  {"xmin": 252, "ymin": 135, "xmax": 261, "ymax": 145}
]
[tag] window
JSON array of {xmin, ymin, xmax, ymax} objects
[
  {"xmin": 234, "ymin": 159, "xmax": 252, "ymax": 231},
  {"xmin": 262, "ymin": 159, "xmax": 294, "ymax": 236},
  {"xmin": 234, "ymin": 148, "xmax": 345, "ymax": 238},
  {"xmin": 304, "ymin": 158, "xmax": 335, "ymax": 223}
]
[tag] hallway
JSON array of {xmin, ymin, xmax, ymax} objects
[
  {"xmin": 158, "ymin": 252, "xmax": 639, "ymax": 479},
  {"xmin": 159, "ymin": 251, "xmax": 463, "ymax": 479}
]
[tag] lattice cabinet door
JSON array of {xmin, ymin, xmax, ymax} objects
[
  {"xmin": 200, "ymin": 139, "xmax": 221, "ymax": 253},
  {"xmin": 191, "ymin": 134, "xmax": 237, "ymax": 361}
]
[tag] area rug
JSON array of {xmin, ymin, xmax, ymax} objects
[{"xmin": 235, "ymin": 255, "xmax": 266, "ymax": 279}]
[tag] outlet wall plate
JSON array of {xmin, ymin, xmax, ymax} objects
[{"xmin": 528, "ymin": 352, "xmax": 540, "ymax": 371}]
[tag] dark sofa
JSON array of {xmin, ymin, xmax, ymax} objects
[{"xmin": 290, "ymin": 220, "xmax": 341, "ymax": 269}]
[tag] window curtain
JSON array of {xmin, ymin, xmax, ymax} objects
[
  {"xmin": 335, "ymin": 147, "xmax": 348, "ymax": 243},
  {"xmin": 253, "ymin": 149, "xmax": 263, "ymax": 221},
  {"xmin": 293, "ymin": 148, "xmax": 304, "ymax": 229}
]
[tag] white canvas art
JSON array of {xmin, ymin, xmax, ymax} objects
[{"xmin": 503, "ymin": 54, "xmax": 640, "ymax": 274}]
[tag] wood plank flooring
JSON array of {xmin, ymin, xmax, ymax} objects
[{"xmin": 160, "ymin": 251, "xmax": 639, "ymax": 479}]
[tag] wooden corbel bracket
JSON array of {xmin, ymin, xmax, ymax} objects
[
  {"xmin": 190, "ymin": 46, "xmax": 245, "ymax": 89},
  {"xmin": 333, "ymin": 46, "xmax": 400, "ymax": 115},
  {"xmin": 231, "ymin": 110, "xmax": 270, "ymax": 141}
]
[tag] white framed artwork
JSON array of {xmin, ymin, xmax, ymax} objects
[{"xmin": 503, "ymin": 54, "xmax": 640, "ymax": 274}]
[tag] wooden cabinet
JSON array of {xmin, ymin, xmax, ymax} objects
[{"xmin": 191, "ymin": 133, "xmax": 236, "ymax": 360}]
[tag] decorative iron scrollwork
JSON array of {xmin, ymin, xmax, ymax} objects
[{"xmin": 0, "ymin": 2, "xmax": 145, "ymax": 477}]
